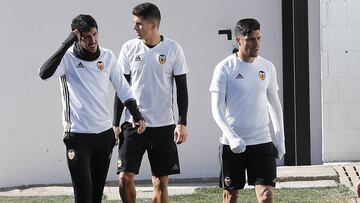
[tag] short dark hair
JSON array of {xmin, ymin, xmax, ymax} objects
[
  {"xmin": 234, "ymin": 18, "xmax": 260, "ymax": 37},
  {"xmin": 132, "ymin": 2, "xmax": 161, "ymax": 25},
  {"xmin": 71, "ymin": 14, "xmax": 98, "ymax": 32}
]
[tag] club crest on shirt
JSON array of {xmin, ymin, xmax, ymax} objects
[
  {"xmin": 158, "ymin": 54, "xmax": 166, "ymax": 64},
  {"xmin": 67, "ymin": 149, "xmax": 76, "ymax": 160},
  {"xmin": 259, "ymin": 70, "xmax": 266, "ymax": 80},
  {"xmin": 97, "ymin": 61, "xmax": 104, "ymax": 71}
]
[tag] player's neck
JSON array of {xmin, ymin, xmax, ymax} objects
[
  {"xmin": 143, "ymin": 34, "xmax": 161, "ymax": 47},
  {"xmin": 237, "ymin": 51, "xmax": 256, "ymax": 63}
]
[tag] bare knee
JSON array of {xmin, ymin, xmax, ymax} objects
[
  {"xmin": 152, "ymin": 176, "xmax": 168, "ymax": 191},
  {"xmin": 119, "ymin": 172, "xmax": 135, "ymax": 187},
  {"xmin": 223, "ymin": 190, "xmax": 238, "ymax": 203},
  {"xmin": 257, "ymin": 187, "xmax": 273, "ymax": 203}
]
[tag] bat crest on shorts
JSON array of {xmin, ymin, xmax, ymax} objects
[
  {"xmin": 117, "ymin": 160, "xmax": 122, "ymax": 167},
  {"xmin": 67, "ymin": 149, "xmax": 76, "ymax": 160},
  {"xmin": 224, "ymin": 177, "xmax": 231, "ymax": 187}
]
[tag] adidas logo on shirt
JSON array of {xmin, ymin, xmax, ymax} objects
[
  {"xmin": 235, "ymin": 73, "xmax": 244, "ymax": 79},
  {"xmin": 135, "ymin": 55, "xmax": 142, "ymax": 62},
  {"xmin": 76, "ymin": 62, "xmax": 85, "ymax": 68}
]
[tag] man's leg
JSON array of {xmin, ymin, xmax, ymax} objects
[
  {"xmin": 255, "ymin": 185, "xmax": 274, "ymax": 203},
  {"xmin": 117, "ymin": 122, "xmax": 147, "ymax": 203},
  {"xmin": 147, "ymin": 125, "xmax": 180, "ymax": 203},
  {"xmin": 219, "ymin": 144, "xmax": 246, "ymax": 203},
  {"xmin": 247, "ymin": 142, "xmax": 277, "ymax": 203},
  {"xmin": 91, "ymin": 129, "xmax": 115, "ymax": 203},
  {"xmin": 90, "ymin": 149, "xmax": 112, "ymax": 203},
  {"xmin": 223, "ymin": 189, "xmax": 239, "ymax": 203},
  {"xmin": 64, "ymin": 134, "xmax": 92, "ymax": 203},
  {"xmin": 119, "ymin": 172, "xmax": 136, "ymax": 203},
  {"xmin": 152, "ymin": 175, "xmax": 169, "ymax": 203}
]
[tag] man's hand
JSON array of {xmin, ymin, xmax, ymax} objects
[
  {"xmin": 174, "ymin": 124, "xmax": 188, "ymax": 144},
  {"xmin": 112, "ymin": 126, "xmax": 121, "ymax": 146},
  {"xmin": 133, "ymin": 119, "xmax": 146, "ymax": 134},
  {"xmin": 72, "ymin": 29, "xmax": 81, "ymax": 42},
  {"xmin": 229, "ymin": 138, "xmax": 246, "ymax": 154},
  {"xmin": 274, "ymin": 132, "xmax": 285, "ymax": 159}
]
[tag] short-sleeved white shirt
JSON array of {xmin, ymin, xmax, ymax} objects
[
  {"xmin": 118, "ymin": 37, "xmax": 189, "ymax": 127},
  {"xmin": 209, "ymin": 54, "xmax": 279, "ymax": 145},
  {"xmin": 48, "ymin": 46, "xmax": 133, "ymax": 133}
]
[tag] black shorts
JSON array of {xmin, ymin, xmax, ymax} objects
[
  {"xmin": 117, "ymin": 122, "xmax": 180, "ymax": 177},
  {"xmin": 219, "ymin": 142, "xmax": 278, "ymax": 190}
]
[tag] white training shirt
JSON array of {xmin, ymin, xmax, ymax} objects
[
  {"xmin": 118, "ymin": 37, "xmax": 189, "ymax": 127},
  {"xmin": 209, "ymin": 54, "xmax": 279, "ymax": 145},
  {"xmin": 47, "ymin": 46, "xmax": 134, "ymax": 133}
]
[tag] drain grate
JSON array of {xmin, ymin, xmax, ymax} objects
[{"xmin": 333, "ymin": 165, "xmax": 360, "ymax": 202}]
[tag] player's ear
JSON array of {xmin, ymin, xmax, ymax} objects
[
  {"xmin": 151, "ymin": 20, "xmax": 158, "ymax": 30},
  {"xmin": 235, "ymin": 37, "xmax": 241, "ymax": 46}
]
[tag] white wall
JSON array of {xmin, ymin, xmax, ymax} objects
[
  {"xmin": 0, "ymin": 0, "xmax": 283, "ymax": 188},
  {"xmin": 321, "ymin": 0, "xmax": 360, "ymax": 162},
  {"xmin": 309, "ymin": 0, "xmax": 322, "ymax": 164}
]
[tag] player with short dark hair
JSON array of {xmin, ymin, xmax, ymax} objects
[
  {"xmin": 210, "ymin": 18, "xmax": 285, "ymax": 203},
  {"xmin": 39, "ymin": 14, "xmax": 145, "ymax": 203},
  {"xmin": 113, "ymin": 2, "xmax": 189, "ymax": 203},
  {"xmin": 132, "ymin": 2, "xmax": 161, "ymax": 25}
]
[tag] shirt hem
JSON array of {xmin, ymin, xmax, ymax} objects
[{"xmin": 65, "ymin": 125, "xmax": 112, "ymax": 134}]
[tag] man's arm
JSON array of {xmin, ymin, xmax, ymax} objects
[
  {"xmin": 114, "ymin": 74, "xmax": 143, "ymax": 124},
  {"xmin": 174, "ymin": 74, "xmax": 188, "ymax": 126},
  {"xmin": 267, "ymin": 91, "xmax": 285, "ymax": 159},
  {"xmin": 113, "ymin": 74, "xmax": 131, "ymax": 127},
  {"xmin": 109, "ymin": 52, "xmax": 145, "ymax": 134},
  {"xmin": 38, "ymin": 31, "xmax": 78, "ymax": 80},
  {"xmin": 112, "ymin": 73, "xmax": 145, "ymax": 136},
  {"xmin": 173, "ymin": 74, "xmax": 188, "ymax": 144},
  {"xmin": 211, "ymin": 92, "xmax": 246, "ymax": 153}
]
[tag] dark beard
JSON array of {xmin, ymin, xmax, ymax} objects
[{"xmin": 73, "ymin": 43, "xmax": 100, "ymax": 61}]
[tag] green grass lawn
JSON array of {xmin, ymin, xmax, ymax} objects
[
  {"xmin": 0, "ymin": 186, "xmax": 355, "ymax": 203},
  {"xmin": 168, "ymin": 186, "xmax": 355, "ymax": 203}
]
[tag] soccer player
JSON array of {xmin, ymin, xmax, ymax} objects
[
  {"xmin": 39, "ymin": 14, "xmax": 145, "ymax": 203},
  {"xmin": 112, "ymin": 3, "xmax": 189, "ymax": 203},
  {"xmin": 210, "ymin": 18, "xmax": 285, "ymax": 203}
]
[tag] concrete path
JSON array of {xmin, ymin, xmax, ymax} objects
[{"xmin": 0, "ymin": 162, "xmax": 359, "ymax": 201}]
